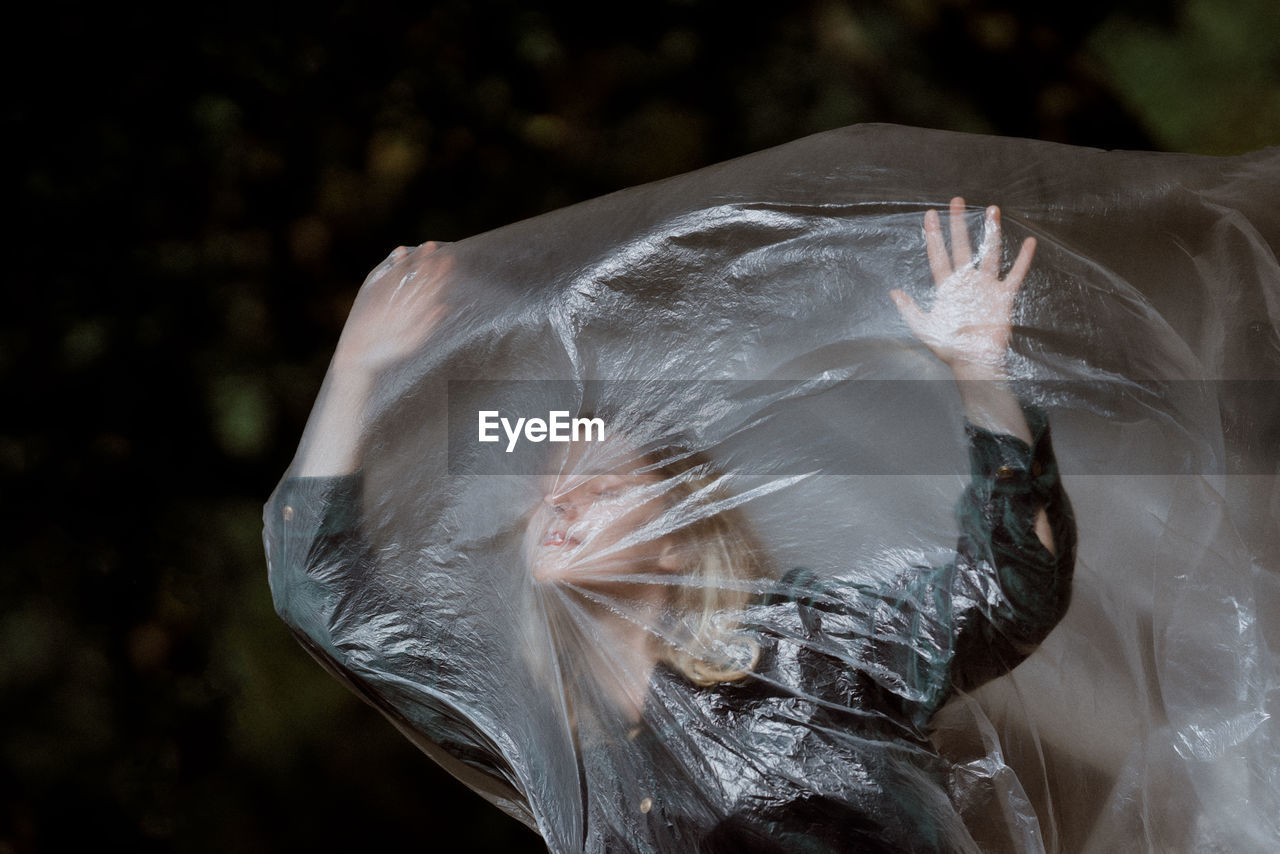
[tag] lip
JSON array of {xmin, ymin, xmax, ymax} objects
[{"xmin": 542, "ymin": 531, "xmax": 581, "ymax": 547}]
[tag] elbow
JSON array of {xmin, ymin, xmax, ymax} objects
[
  {"xmin": 1034, "ymin": 507, "xmax": 1056, "ymax": 557},
  {"xmin": 1032, "ymin": 497, "xmax": 1078, "ymax": 634}
]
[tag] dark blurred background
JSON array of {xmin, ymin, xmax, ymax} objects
[{"xmin": 4, "ymin": 0, "xmax": 1277, "ymax": 851}]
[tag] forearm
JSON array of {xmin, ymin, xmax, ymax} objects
[
  {"xmin": 949, "ymin": 360, "xmax": 1032, "ymax": 444},
  {"xmin": 295, "ymin": 368, "xmax": 374, "ymax": 477},
  {"xmin": 950, "ymin": 360, "xmax": 1054, "ymax": 554}
]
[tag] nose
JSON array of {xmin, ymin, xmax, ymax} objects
[{"xmin": 543, "ymin": 492, "xmax": 578, "ymax": 519}]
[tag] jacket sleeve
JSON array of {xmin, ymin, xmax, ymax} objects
[
  {"xmin": 263, "ymin": 475, "xmax": 532, "ymax": 821},
  {"xmin": 865, "ymin": 404, "xmax": 1078, "ymax": 731}
]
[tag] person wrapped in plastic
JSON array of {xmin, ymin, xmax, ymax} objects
[{"xmin": 265, "ymin": 125, "xmax": 1279, "ymax": 852}]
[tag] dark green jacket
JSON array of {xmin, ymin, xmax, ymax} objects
[{"xmin": 265, "ymin": 407, "xmax": 1076, "ymax": 853}]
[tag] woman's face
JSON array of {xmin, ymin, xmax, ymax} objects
[{"xmin": 526, "ymin": 447, "xmax": 682, "ymax": 588}]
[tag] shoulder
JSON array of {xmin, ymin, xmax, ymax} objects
[
  {"xmin": 760, "ymin": 566, "xmax": 880, "ymax": 616},
  {"xmin": 762, "ymin": 566, "xmax": 841, "ymax": 608},
  {"xmin": 267, "ymin": 473, "xmax": 364, "ymax": 541}
]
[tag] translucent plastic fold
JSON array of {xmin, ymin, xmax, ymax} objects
[{"xmin": 265, "ymin": 124, "xmax": 1280, "ymax": 853}]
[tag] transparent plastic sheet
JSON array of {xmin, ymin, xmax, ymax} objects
[{"xmin": 264, "ymin": 125, "xmax": 1280, "ymax": 853}]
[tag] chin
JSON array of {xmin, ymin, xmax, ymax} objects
[{"xmin": 529, "ymin": 556, "xmax": 576, "ymax": 585}]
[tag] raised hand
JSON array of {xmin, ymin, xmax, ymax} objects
[
  {"xmin": 299, "ymin": 241, "xmax": 453, "ymax": 475},
  {"xmin": 889, "ymin": 197, "xmax": 1035, "ymax": 377},
  {"xmin": 333, "ymin": 241, "xmax": 454, "ymax": 377}
]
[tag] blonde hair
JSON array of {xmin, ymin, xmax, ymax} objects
[{"xmin": 636, "ymin": 448, "xmax": 767, "ymax": 686}]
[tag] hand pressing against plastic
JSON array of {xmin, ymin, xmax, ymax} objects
[
  {"xmin": 891, "ymin": 197, "xmax": 1053, "ymax": 551},
  {"xmin": 891, "ymin": 197, "xmax": 1041, "ymax": 448},
  {"xmin": 299, "ymin": 241, "xmax": 453, "ymax": 476},
  {"xmin": 332, "ymin": 241, "xmax": 454, "ymax": 378},
  {"xmin": 890, "ymin": 197, "xmax": 1035, "ymax": 380}
]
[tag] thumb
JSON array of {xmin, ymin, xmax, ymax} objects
[{"xmin": 889, "ymin": 289, "xmax": 929, "ymax": 338}]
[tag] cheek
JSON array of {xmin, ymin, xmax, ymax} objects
[
  {"xmin": 595, "ymin": 503, "xmax": 674, "ymax": 562},
  {"xmin": 528, "ymin": 549, "xmax": 572, "ymax": 584}
]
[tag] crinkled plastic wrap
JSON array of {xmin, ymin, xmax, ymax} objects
[{"xmin": 265, "ymin": 125, "xmax": 1280, "ymax": 852}]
